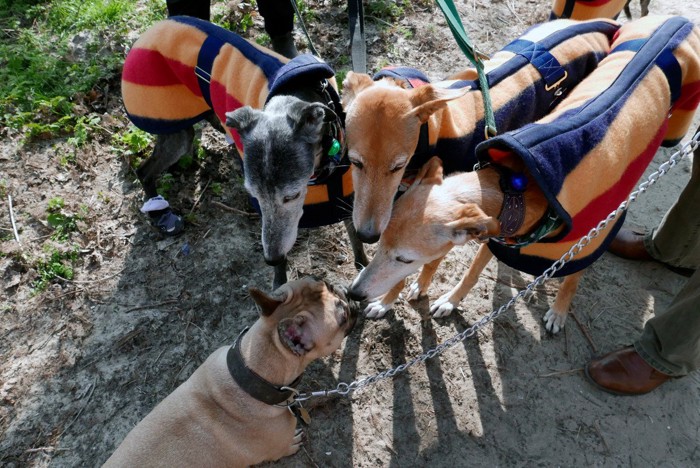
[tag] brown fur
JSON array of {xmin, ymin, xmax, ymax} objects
[
  {"xmin": 349, "ymin": 157, "xmax": 580, "ymax": 333},
  {"xmin": 105, "ymin": 277, "xmax": 354, "ymax": 467}
]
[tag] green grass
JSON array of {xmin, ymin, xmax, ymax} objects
[
  {"xmin": 32, "ymin": 247, "xmax": 79, "ymax": 293},
  {"xmin": 0, "ymin": 0, "xmax": 164, "ymax": 140}
]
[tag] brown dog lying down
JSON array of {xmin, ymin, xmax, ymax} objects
[
  {"xmin": 347, "ymin": 15, "xmax": 700, "ymax": 333},
  {"xmin": 104, "ymin": 277, "xmax": 355, "ymax": 467}
]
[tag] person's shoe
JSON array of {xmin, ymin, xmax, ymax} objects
[
  {"xmin": 270, "ymin": 32, "xmax": 299, "ymax": 59},
  {"xmin": 608, "ymin": 228, "xmax": 653, "ymax": 260},
  {"xmin": 608, "ymin": 228, "xmax": 695, "ymax": 277},
  {"xmin": 585, "ymin": 346, "xmax": 673, "ymax": 395}
]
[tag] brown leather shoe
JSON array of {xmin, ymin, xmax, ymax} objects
[
  {"xmin": 607, "ymin": 228, "xmax": 653, "ymax": 260},
  {"xmin": 585, "ymin": 346, "xmax": 673, "ymax": 395},
  {"xmin": 608, "ymin": 228, "xmax": 695, "ymax": 277}
]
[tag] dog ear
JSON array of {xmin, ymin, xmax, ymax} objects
[
  {"xmin": 413, "ymin": 156, "xmax": 444, "ymax": 186},
  {"xmin": 293, "ymin": 103, "xmax": 326, "ymax": 143},
  {"xmin": 249, "ymin": 285, "xmax": 292, "ymax": 317},
  {"xmin": 341, "ymin": 71, "xmax": 374, "ymax": 107},
  {"xmin": 443, "ymin": 203, "xmax": 500, "ymax": 245},
  {"xmin": 226, "ymin": 107, "xmax": 262, "ymax": 135},
  {"xmin": 408, "ymin": 86, "xmax": 468, "ymax": 124}
]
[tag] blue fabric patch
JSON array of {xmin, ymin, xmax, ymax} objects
[{"xmin": 267, "ymin": 54, "xmax": 336, "ymax": 101}]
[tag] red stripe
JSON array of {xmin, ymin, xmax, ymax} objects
[
  {"xmin": 674, "ymin": 81, "xmax": 700, "ymax": 111},
  {"xmin": 210, "ymin": 81, "xmax": 244, "ymax": 150},
  {"xmin": 122, "ymin": 48, "xmax": 202, "ymax": 96},
  {"xmin": 577, "ymin": 0, "xmax": 617, "ymax": 7},
  {"xmin": 561, "ymin": 121, "xmax": 668, "ymax": 242}
]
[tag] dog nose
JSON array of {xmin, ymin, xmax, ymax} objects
[
  {"xmin": 346, "ymin": 286, "xmax": 367, "ymax": 302},
  {"xmin": 356, "ymin": 231, "xmax": 380, "ymax": 244},
  {"xmin": 264, "ymin": 255, "xmax": 287, "ymax": 266}
]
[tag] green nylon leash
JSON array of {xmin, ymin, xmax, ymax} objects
[{"xmin": 435, "ymin": 0, "xmax": 497, "ymax": 137}]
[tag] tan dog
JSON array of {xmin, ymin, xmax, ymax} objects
[
  {"xmin": 104, "ymin": 277, "xmax": 355, "ymax": 467},
  {"xmin": 340, "ymin": 19, "xmax": 619, "ymax": 243},
  {"xmin": 346, "ymin": 157, "xmax": 580, "ymax": 332}
]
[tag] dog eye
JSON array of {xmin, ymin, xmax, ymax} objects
[
  {"xmin": 396, "ymin": 256, "xmax": 413, "ymax": 264},
  {"xmin": 283, "ymin": 192, "xmax": 301, "ymax": 203},
  {"xmin": 390, "ymin": 164, "xmax": 405, "ymax": 174},
  {"xmin": 350, "ymin": 158, "xmax": 364, "ymax": 170}
]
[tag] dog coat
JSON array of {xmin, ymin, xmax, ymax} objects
[
  {"xmin": 121, "ymin": 16, "xmax": 353, "ymax": 228},
  {"xmin": 373, "ymin": 18, "xmax": 621, "ymax": 177},
  {"xmin": 477, "ymin": 15, "xmax": 700, "ymax": 277}
]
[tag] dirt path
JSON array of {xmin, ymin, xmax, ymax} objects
[{"xmin": 1, "ymin": 1, "xmax": 699, "ymax": 466}]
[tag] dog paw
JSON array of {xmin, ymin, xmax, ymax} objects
[
  {"xmin": 543, "ymin": 308, "xmax": 566, "ymax": 334},
  {"xmin": 406, "ymin": 281, "xmax": 425, "ymax": 301},
  {"xmin": 364, "ymin": 300, "xmax": 392, "ymax": 319},
  {"xmin": 286, "ymin": 428, "xmax": 304, "ymax": 456},
  {"xmin": 430, "ymin": 295, "xmax": 457, "ymax": 318}
]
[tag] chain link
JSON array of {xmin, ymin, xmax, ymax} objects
[{"xmin": 295, "ymin": 132, "xmax": 700, "ymax": 402}]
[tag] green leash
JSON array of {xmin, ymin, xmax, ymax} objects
[{"xmin": 435, "ymin": 0, "xmax": 497, "ymax": 137}]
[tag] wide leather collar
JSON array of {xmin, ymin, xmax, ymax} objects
[{"xmin": 227, "ymin": 328, "xmax": 302, "ymax": 406}]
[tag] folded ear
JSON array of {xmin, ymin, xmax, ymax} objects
[
  {"xmin": 249, "ymin": 284, "xmax": 292, "ymax": 317},
  {"xmin": 341, "ymin": 71, "xmax": 374, "ymax": 107},
  {"xmin": 293, "ymin": 102, "xmax": 327, "ymax": 143},
  {"xmin": 413, "ymin": 156, "xmax": 444, "ymax": 186},
  {"xmin": 444, "ymin": 204, "xmax": 500, "ymax": 245},
  {"xmin": 408, "ymin": 86, "xmax": 468, "ymax": 124},
  {"xmin": 226, "ymin": 107, "xmax": 262, "ymax": 135}
]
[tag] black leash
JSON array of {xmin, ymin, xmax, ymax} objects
[{"xmin": 348, "ymin": 0, "xmax": 367, "ymax": 73}]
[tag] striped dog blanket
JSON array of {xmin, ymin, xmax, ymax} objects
[
  {"xmin": 373, "ymin": 18, "xmax": 620, "ymax": 177},
  {"xmin": 121, "ymin": 16, "xmax": 353, "ymax": 228},
  {"xmin": 477, "ymin": 15, "xmax": 700, "ymax": 277}
]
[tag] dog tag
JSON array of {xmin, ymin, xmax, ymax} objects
[
  {"xmin": 290, "ymin": 403, "xmax": 311, "ymax": 426},
  {"xmin": 327, "ymin": 138, "xmax": 341, "ymax": 157}
]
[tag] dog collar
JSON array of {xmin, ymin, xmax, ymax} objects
[
  {"xmin": 495, "ymin": 166, "xmax": 528, "ymax": 237},
  {"xmin": 227, "ymin": 328, "xmax": 303, "ymax": 406}
]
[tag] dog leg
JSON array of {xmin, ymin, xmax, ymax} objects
[
  {"xmin": 343, "ymin": 219, "xmax": 368, "ymax": 269},
  {"xmin": 406, "ymin": 256, "xmax": 446, "ymax": 301},
  {"xmin": 543, "ymin": 270, "xmax": 584, "ymax": 334},
  {"xmin": 364, "ymin": 279, "xmax": 405, "ymax": 319},
  {"xmin": 272, "ymin": 259, "xmax": 288, "ymax": 290},
  {"xmin": 136, "ymin": 128, "xmax": 195, "ymax": 199},
  {"xmin": 431, "ymin": 243, "xmax": 493, "ymax": 318}
]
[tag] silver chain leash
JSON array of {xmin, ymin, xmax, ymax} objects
[{"xmin": 295, "ymin": 132, "xmax": 700, "ymax": 402}]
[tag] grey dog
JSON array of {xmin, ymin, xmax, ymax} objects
[{"xmin": 121, "ymin": 16, "xmax": 366, "ymax": 287}]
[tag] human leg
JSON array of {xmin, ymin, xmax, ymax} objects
[
  {"xmin": 165, "ymin": 0, "xmax": 210, "ymax": 20},
  {"xmin": 635, "ymin": 268, "xmax": 700, "ymax": 376},
  {"xmin": 645, "ymin": 127, "xmax": 700, "ymax": 269},
  {"xmin": 257, "ymin": 0, "xmax": 298, "ymax": 58}
]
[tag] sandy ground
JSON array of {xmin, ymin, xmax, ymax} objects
[{"xmin": 1, "ymin": 0, "xmax": 699, "ymax": 466}]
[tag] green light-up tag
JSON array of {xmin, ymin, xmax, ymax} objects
[{"xmin": 327, "ymin": 138, "xmax": 341, "ymax": 157}]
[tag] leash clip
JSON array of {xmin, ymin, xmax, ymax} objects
[{"xmin": 545, "ymin": 70, "xmax": 568, "ymax": 92}]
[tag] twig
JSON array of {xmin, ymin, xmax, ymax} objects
[
  {"xmin": 538, "ymin": 368, "xmax": 583, "ymax": 378},
  {"xmin": 189, "ymin": 178, "xmax": 211, "ymax": 215},
  {"xmin": 594, "ymin": 420, "xmax": 611, "ymax": 455},
  {"xmin": 56, "ymin": 268, "xmax": 125, "ymax": 285},
  {"xmin": 125, "ymin": 299, "xmax": 179, "ymax": 313},
  {"xmin": 571, "ymin": 312, "xmax": 598, "ymax": 352},
  {"xmin": 211, "ymin": 200, "xmax": 258, "ymax": 217},
  {"xmin": 24, "ymin": 447, "xmax": 72, "ymax": 454},
  {"xmin": 8, "ymin": 195, "xmax": 21, "ymax": 245},
  {"xmin": 59, "ymin": 377, "xmax": 97, "ymax": 437},
  {"xmin": 302, "ymin": 446, "xmax": 320, "ymax": 468}
]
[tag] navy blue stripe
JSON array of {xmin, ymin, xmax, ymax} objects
[
  {"xmin": 196, "ymin": 35, "xmax": 224, "ymax": 108},
  {"xmin": 170, "ymin": 16, "xmax": 283, "ymax": 84},
  {"xmin": 610, "ymin": 38, "xmax": 645, "ymax": 54},
  {"xmin": 127, "ymin": 112, "xmax": 210, "ymax": 135},
  {"xmin": 656, "ymin": 49, "xmax": 682, "ymax": 105}
]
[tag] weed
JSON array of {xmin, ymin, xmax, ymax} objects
[
  {"xmin": 211, "ymin": 182, "xmax": 223, "ymax": 196},
  {"xmin": 114, "ymin": 126, "xmax": 153, "ymax": 168},
  {"xmin": 46, "ymin": 197, "xmax": 81, "ymax": 241},
  {"xmin": 157, "ymin": 173, "xmax": 175, "ymax": 196},
  {"xmin": 367, "ymin": 0, "xmax": 408, "ymax": 20},
  {"xmin": 32, "ymin": 247, "xmax": 79, "ymax": 293}
]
